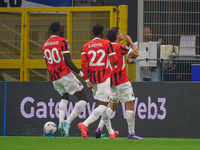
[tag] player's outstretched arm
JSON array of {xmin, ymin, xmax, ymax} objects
[
  {"xmin": 64, "ymin": 53, "xmax": 84, "ymax": 78},
  {"xmin": 124, "ymin": 32, "xmax": 139, "ymax": 58}
]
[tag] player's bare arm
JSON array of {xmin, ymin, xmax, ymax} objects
[
  {"xmin": 81, "ymin": 56, "xmax": 94, "ymax": 89},
  {"xmin": 81, "ymin": 69, "xmax": 94, "ymax": 89},
  {"xmin": 124, "ymin": 32, "xmax": 139, "ymax": 58},
  {"xmin": 64, "ymin": 53, "xmax": 84, "ymax": 78}
]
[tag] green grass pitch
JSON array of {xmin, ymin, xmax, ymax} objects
[{"xmin": 0, "ymin": 136, "xmax": 200, "ymax": 150}]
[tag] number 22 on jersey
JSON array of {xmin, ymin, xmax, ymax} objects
[{"xmin": 88, "ymin": 49, "xmax": 105, "ymax": 66}]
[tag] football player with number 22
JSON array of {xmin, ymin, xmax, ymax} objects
[{"xmin": 78, "ymin": 24, "xmax": 119, "ymax": 139}]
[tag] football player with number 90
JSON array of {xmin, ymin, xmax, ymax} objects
[{"xmin": 42, "ymin": 22, "xmax": 88, "ymax": 138}]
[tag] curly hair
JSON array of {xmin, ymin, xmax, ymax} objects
[
  {"xmin": 92, "ymin": 24, "xmax": 104, "ymax": 36},
  {"xmin": 106, "ymin": 27, "xmax": 119, "ymax": 42},
  {"xmin": 48, "ymin": 22, "xmax": 61, "ymax": 34}
]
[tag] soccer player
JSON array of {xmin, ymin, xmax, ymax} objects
[
  {"xmin": 42, "ymin": 22, "xmax": 88, "ymax": 138},
  {"xmin": 78, "ymin": 24, "xmax": 119, "ymax": 139},
  {"xmin": 94, "ymin": 27, "xmax": 143, "ymax": 139}
]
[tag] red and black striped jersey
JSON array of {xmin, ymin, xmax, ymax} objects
[
  {"xmin": 110, "ymin": 43, "xmax": 131, "ymax": 86},
  {"xmin": 42, "ymin": 35, "xmax": 72, "ymax": 81},
  {"xmin": 81, "ymin": 38, "xmax": 117, "ymax": 84}
]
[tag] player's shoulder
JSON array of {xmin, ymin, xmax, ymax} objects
[
  {"xmin": 120, "ymin": 44, "xmax": 129, "ymax": 50},
  {"xmin": 58, "ymin": 37, "xmax": 69, "ymax": 43},
  {"xmin": 98, "ymin": 38, "xmax": 109, "ymax": 42},
  {"xmin": 46, "ymin": 36, "xmax": 68, "ymax": 43},
  {"xmin": 43, "ymin": 36, "xmax": 68, "ymax": 48},
  {"xmin": 90, "ymin": 38, "xmax": 109, "ymax": 44},
  {"xmin": 111, "ymin": 43, "xmax": 123, "ymax": 48},
  {"xmin": 111, "ymin": 42, "xmax": 121, "ymax": 46},
  {"xmin": 99, "ymin": 38, "xmax": 110, "ymax": 44},
  {"xmin": 82, "ymin": 38, "xmax": 110, "ymax": 49}
]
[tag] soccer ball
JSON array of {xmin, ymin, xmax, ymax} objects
[{"xmin": 43, "ymin": 121, "xmax": 57, "ymax": 135}]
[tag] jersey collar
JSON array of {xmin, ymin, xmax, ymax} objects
[
  {"xmin": 92, "ymin": 37, "xmax": 101, "ymax": 40},
  {"xmin": 50, "ymin": 35, "xmax": 59, "ymax": 37},
  {"xmin": 111, "ymin": 42, "xmax": 118, "ymax": 44}
]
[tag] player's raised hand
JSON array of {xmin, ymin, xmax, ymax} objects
[{"xmin": 124, "ymin": 32, "xmax": 133, "ymax": 44}]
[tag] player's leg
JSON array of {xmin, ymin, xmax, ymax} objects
[
  {"xmin": 93, "ymin": 78, "xmax": 118, "ymax": 138},
  {"xmin": 125, "ymin": 101, "xmax": 135, "ymax": 135},
  {"xmin": 100, "ymin": 85, "xmax": 119, "ymax": 138},
  {"xmin": 52, "ymin": 80, "xmax": 69, "ymax": 136},
  {"xmin": 119, "ymin": 81, "xmax": 143, "ymax": 139},
  {"xmin": 96, "ymin": 85, "xmax": 119, "ymax": 132},
  {"xmin": 103, "ymin": 86, "xmax": 119, "ymax": 139},
  {"xmin": 58, "ymin": 93, "xmax": 69, "ymax": 136},
  {"xmin": 78, "ymin": 101, "xmax": 108, "ymax": 139},
  {"xmin": 78, "ymin": 78, "xmax": 118, "ymax": 139},
  {"xmin": 78, "ymin": 100, "xmax": 118, "ymax": 139},
  {"xmin": 59, "ymin": 93, "xmax": 69, "ymax": 124},
  {"xmin": 60, "ymin": 73, "xmax": 88, "ymax": 137},
  {"xmin": 63, "ymin": 89, "xmax": 88, "ymax": 138},
  {"xmin": 125, "ymin": 101, "xmax": 143, "ymax": 139},
  {"xmin": 79, "ymin": 79, "xmax": 110, "ymax": 129},
  {"xmin": 83, "ymin": 101, "xmax": 108, "ymax": 127},
  {"xmin": 99, "ymin": 101, "xmax": 114, "ymax": 136},
  {"xmin": 78, "ymin": 101, "xmax": 107, "ymax": 135},
  {"xmin": 65, "ymin": 89, "xmax": 88, "ymax": 126},
  {"xmin": 95, "ymin": 102, "xmax": 118, "ymax": 138}
]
